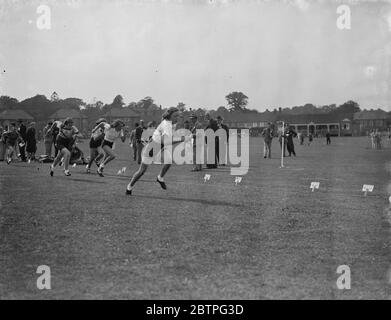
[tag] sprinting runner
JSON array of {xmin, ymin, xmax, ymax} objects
[
  {"xmin": 86, "ymin": 118, "xmax": 107, "ymax": 173},
  {"xmin": 96, "ymin": 119, "xmax": 126, "ymax": 177},
  {"xmin": 126, "ymin": 107, "xmax": 188, "ymax": 195},
  {"xmin": 2, "ymin": 123, "xmax": 24, "ymax": 164},
  {"xmin": 50, "ymin": 118, "xmax": 81, "ymax": 176}
]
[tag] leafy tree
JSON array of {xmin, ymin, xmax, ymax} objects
[
  {"xmin": 0, "ymin": 96, "xmax": 19, "ymax": 110},
  {"xmin": 177, "ymin": 102, "xmax": 186, "ymax": 112},
  {"xmin": 136, "ymin": 96, "xmax": 154, "ymax": 110},
  {"xmin": 112, "ymin": 94, "xmax": 125, "ymax": 108},
  {"xmin": 61, "ymin": 97, "xmax": 86, "ymax": 110},
  {"xmin": 225, "ymin": 91, "xmax": 248, "ymax": 112},
  {"xmin": 19, "ymin": 94, "xmax": 52, "ymax": 120},
  {"xmin": 336, "ymin": 100, "xmax": 360, "ymax": 113}
]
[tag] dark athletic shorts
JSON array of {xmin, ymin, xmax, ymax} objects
[
  {"xmin": 102, "ymin": 140, "xmax": 114, "ymax": 149},
  {"xmin": 89, "ymin": 137, "xmax": 103, "ymax": 149},
  {"xmin": 56, "ymin": 136, "xmax": 72, "ymax": 151}
]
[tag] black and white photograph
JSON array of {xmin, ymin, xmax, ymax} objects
[{"xmin": 0, "ymin": 0, "xmax": 391, "ymax": 305}]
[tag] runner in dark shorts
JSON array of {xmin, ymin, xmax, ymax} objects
[
  {"xmin": 50, "ymin": 118, "xmax": 81, "ymax": 177},
  {"xmin": 86, "ymin": 118, "xmax": 107, "ymax": 173}
]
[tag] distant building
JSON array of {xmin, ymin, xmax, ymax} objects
[
  {"xmin": 223, "ymin": 111, "xmax": 276, "ymax": 129},
  {"xmin": 222, "ymin": 111, "xmax": 355, "ymax": 136},
  {"xmin": 352, "ymin": 110, "xmax": 390, "ymax": 136},
  {"xmin": 49, "ymin": 108, "xmax": 88, "ymax": 131},
  {"xmin": 0, "ymin": 110, "xmax": 34, "ymax": 129},
  {"xmin": 103, "ymin": 107, "xmax": 139, "ymax": 128}
]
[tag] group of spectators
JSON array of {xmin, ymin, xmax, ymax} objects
[
  {"xmin": 0, "ymin": 120, "xmax": 38, "ymax": 163},
  {"xmin": 369, "ymin": 129, "xmax": 383, "ymax": 149},
  {"xmin": 261, "ymin": 122, "xmax": 299, "ymax": 158}
]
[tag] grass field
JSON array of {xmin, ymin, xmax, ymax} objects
[{"xmin": 0, "ymin": 136, "xmax": 390, "ymax": 299}]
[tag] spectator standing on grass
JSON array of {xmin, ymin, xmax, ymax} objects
[
  {"xmin": 375, "ymin": 130, "xmax": 382, "ymax": 150},
  {"xmin": 135, "ymin": 121, "xmax": 144, "ymax": 164},
  {"xmin": 300, "ymin": 133, "xmax": 305, "ymax": 145},
  {"xmin": 205, "ymin": 116, "xmax": 219, "ymax": 169},
  {"xmin": 26, "ymin": 122, "xmax": 37, "ymax": 161},
  {"xmin": 308, "ymin": 132, "xmax": 313, "ymax": 146},
  {"xmin": 285, "ymin": 125, "xmax": 297, "ymax": 157},
  {"xmin": 17, "ymin": 120, "xmax": 27, "ymax": 162},
  {"xmin": 190, "ymin": 114, "xmax": 203, "ymax": 172},
  {"xmin": 43, "ymin": 121, "xmax": 53, "ymax": 157},
  {"xmin": 326, "ymin": 131, "xmax": 331, "ymax": 145},
  {"xmin": 261, "ymin": 122, "xmax": 273, "ymax": 159},
  {"xmin": 217, "ymin": 115, "xmax": 229, "ymax": 165},
  {"xmin": 129, "ymin": 123, "xmax": 138, "ymax": 161},
  {"xmin": 0, "ymin": 126, "xmax": 4, "ymax": 161},
  {"xmin": 369, "ymin": 130, "xmax": 375, "ymax": 149}
]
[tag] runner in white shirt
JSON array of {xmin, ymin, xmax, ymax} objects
[
  {"xmin": 96, "ymin": 119, "xmax": 126, "ymax": 177},
  {"xmin": 126, "ymin": 107, "xmax": 189, "ymax": 195}
]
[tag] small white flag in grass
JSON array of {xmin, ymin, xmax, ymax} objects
[
  {"xmin": 235, "ymin": 176, "xmax": 242, "ymax": 186},
  {"xmin": 28, "ymin": 159, "xmax": 31, "ymax": 164},
  {"xmin": 72, "ymin": 163, "xmax": 77, "ymax": 168},
  {"xmin": 362, "ymin": 184, "xmax": 374, "ymax": 196},
  {"xmin": 204, "ymin": 174, "xmax": 211, "ymax": 182},
  {"xmin": 117, "ymin": 167, "xmax": 127, "ymax": 175},
  {"xmin": 310, "ymin": 182, "xmax": 320, "ymax": 192}
]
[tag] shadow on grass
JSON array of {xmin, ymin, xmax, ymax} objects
[
  {"xmin": 68, "ymin": 178, "xmax": 107, "ymax": 184},
  {"xmin": 135, "ymin": 194, "xmax": 245, "ymax": 208}
]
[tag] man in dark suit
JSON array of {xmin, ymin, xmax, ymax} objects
[
  {"xmin": 17, "ymin": 119, "xmax": 27, "ymax": 162},
  {"xmin": 217, "ymin": 116, "xmax": 229, "ymax": 165}
]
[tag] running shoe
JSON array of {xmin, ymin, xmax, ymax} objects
[
  {"xmin": 50, "ymin": 165, "xmax": 54, "ymax": 176},
  {"xmin": 156, "ymin": 177, "xmax": 167, "ymax": 190},
  {"xmin": 97, "ymin": 167, "xmax": 104, "ymax": 177},
  {"xmin": 125, "ymin": 189, "xmax": 132, "ymax": 195},
  {"xmin": 86, "ymin": 165, "xmax": 91, "ymax": 174},
  {"xmin": 64, "ymin": 170, "xmax": 71, "ymax": 176}
]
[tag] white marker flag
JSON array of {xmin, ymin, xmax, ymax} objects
[
  {"xmin": 204, "ymin": 174, "xmax": 211, "ymax": 182},
  {"xmin": 310, "ymin": 182, "xmax": 320, "ymax": 192},
  {"xmin": 235, "ymin": 176, "xmax": 242, "ymax": 185},
  {"xmin": 362, "ymin": 184, "xmax": 374, "ymax": 196}
]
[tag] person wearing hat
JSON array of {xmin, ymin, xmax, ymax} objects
[
  {"xmin": 217, "ymin": 115, "xmax": 229, "ymax": 165},
  {"xmin": 96, "ymin": 119, "xmax": 126, "ymax": 177},
  {"xmin": 205, "ymin": 115, "xmax": 219, "ymax": 169},
  {"xmin": 86, "ymin": 118, "xmax": 108, "ymax": 173},
  {"xmin": 190, "ymin": 114, "xmax": 203, "ymax": 171},
  {"xmin": 43, "ymin": 121, "xmax": 54, "ymax": 157},
  {"xmin": 50, "ymin": 118, "xmax": 81, "ymax": 176},
  {"xmin": 26, "ymin": 122, "xmax": 37, "ymax": 161},
  {"xmin": 261, "ymin": 122, "xmax": 273, "ymax": 159},
  {"xmin": 285, "ymin": 125, "xmax": 297, "ymax": 157},
  {"xmin": 126, "ymin": 107, "xmax": 189, "ymax": 195}
]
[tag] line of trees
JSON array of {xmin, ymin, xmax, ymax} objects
[{"xmin": 0, "ymin": 90, "xmax": 364, "ymax": 124}]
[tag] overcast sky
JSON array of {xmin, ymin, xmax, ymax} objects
[{"xmin": 1, "ymin": 0, "xmax": 391, "ymax": 110}]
